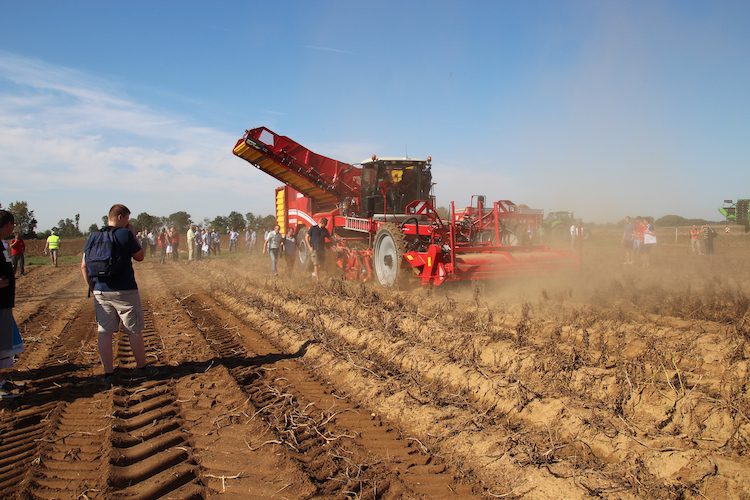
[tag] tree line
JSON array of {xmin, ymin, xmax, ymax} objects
[{"xmin": 1, "ymin": 200, "xmax": 277, "ymax": 239}]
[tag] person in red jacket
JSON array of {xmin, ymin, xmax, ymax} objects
[{"xmin": 10, "ymin": 232, "xmax": 25, "ymax": 276}]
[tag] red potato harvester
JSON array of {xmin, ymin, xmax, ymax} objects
[{"xmin": 233, "ymin": 126, "xmax": 577, "ymax": 286}]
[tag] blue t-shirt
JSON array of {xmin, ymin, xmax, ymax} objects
[
  {"xmin": 87, "ymin": 227, "xmax": 141, "ymax": 291},
  {"xmin": 308, "ymin": 225, "xmax": 331, "ymax": 251},
  {"xmin": 283, "ymin": 236, "xmax": 296, "ymax": 255}
]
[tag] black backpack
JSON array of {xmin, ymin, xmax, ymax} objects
[{"xmin": 85, "ymin": 227, "xmax": 124, "ymax": 279}]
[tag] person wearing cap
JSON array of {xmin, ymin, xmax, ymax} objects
[
  {"xmin": 306, "ymin": 218, "xmax": 332, "ymax": 278},
  {"xmin": 44, "ymin": 229, "xmax": 61, "ymax": 267}
]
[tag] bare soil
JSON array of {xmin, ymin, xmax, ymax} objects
[{"xmin": 1, "ymin": 232, "xmax": 749, "ymax": 498}]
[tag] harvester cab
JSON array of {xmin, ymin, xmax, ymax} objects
[{"xmin": 359, "ymin": 157, "xmax": 433, "ymax": 217}]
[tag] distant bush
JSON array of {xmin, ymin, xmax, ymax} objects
[{"xmin": 655, "ymin": 214, "xmax": 713, "ymax": 226}]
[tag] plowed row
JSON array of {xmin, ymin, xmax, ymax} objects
[
  {"xmin": 0, "ymin": 261, "xmax": 484, "ymax": 497},
  {"xmin": 1, "ymin": 245, "xmax": 748, "ymax": 498}
]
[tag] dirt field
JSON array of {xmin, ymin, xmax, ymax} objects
[{"xmin": 1, "ymin": 231, "xmax": 749, "ymax": 498}]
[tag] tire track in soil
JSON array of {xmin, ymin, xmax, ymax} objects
[
  {"xmin": 12, "ymin": 268, "xmax": 87, "ymax": 371},
  {"xmin": 140, "ymin": 266, "xmax": 317, "ymax": 498},
  {"xmin": 26, "ymin": 395, "xmax": 111, "ymax": 499},
  {"xmin": 1, "ymin": 288, "xmax": 208, "ymax": 499},
  {"xmin": 179, "ymin": 293, "xmax": 416, "ymax": 498},
  {"xmin": 0, "ymin": 300, "xmax": 102, "ymax": 497},
  {"xmin": 161, "ymin": 265, "xmax": 479, "ymax": 498},
  {"xmin": 13, "ymin": 267, "xmax": 82, "ymax": 325},
  {"xmin": 106, "ymin": 307, "xmax": 207, "ymax": 499}
]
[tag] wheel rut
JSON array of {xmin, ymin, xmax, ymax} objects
[
  {"xmin": 2, "ymin": 296, "xmax": 209, "ymax": 499},
  {"xmin": 138, "ymin": 267, "xmax": 318, "ymax": 497},
  {"xmin": 0, "ymin": 301, "xmax": 100, "ymax": 496},
  {"xmin": 106, "ymin": 307, "xmax": 206, "ymax": 499},
  {"xmin": 12, "ymin": 269, "xmax": 86, "ymax": 371},
  {"xmin": 27, "ymin": 395, "xmax": 111, "ymax": 499}
]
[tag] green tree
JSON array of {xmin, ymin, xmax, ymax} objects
[
  {"xmin": 245, "ymin": 211, "xmax": 258, "ymax": 229},
  {"xmin": 168, "ymin": 211, "xmax": 191, "ymax": 232},
  {"xmin": 87, "ymin": 223, "xmax": 99, "ymax": 235},
  {"xmin": 57, "ymin": 218, "xmax": 83, "ymax": 238},
  {"xmin": 7, "ymin": 201, "xmax": 38, "ymax": 237},
  {"xmin": 260, "ymin": 214, "xmax": 277, "ymax": 230},
  {"xmin": 135, "ymin": 212, "xmax": 158, "ymax": 232},
  {"xmin": 211, "ymin": 215, "xmax": 230, "ymax": 232},
  {"xmin": 227, "ymin": 211, "xmax": 245, "ymax": 231}
]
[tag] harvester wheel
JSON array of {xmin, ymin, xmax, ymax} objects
[
  {"xmin": 373, "ymin": 223, "xmax": 407, "ymax": 287},
  {"xmin": 296, "ymin": 226, "xmax": 311, "ymax": 271}
]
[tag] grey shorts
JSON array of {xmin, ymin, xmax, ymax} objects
[
  {"xmin": 94, "ymin": 289, "xmax": 144, "ymax": 336},
  {"xmin": 311, "ymin": 249, "xmax": 325, "ymax": 266}
]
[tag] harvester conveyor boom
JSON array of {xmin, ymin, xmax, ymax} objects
[{"xmin": 233, "ymin": 127, "xmax": 359, "ymax": 208}]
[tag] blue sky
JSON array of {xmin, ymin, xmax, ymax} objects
[{"xmin": 1, "ymin": 1, "xmax": 748, "ymax": 230}]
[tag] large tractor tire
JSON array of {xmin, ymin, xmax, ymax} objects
[
  {"xmin": 373, "ymin": 223, "xmax": 407, "ymax": 287},
  {"xmin": 295, "ymin": 226, "xmax": 311, "ymax": 271}
]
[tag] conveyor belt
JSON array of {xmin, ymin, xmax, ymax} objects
[{"xmin": 233, "ymin": 127, "xmax": 359, "ymax": 207}]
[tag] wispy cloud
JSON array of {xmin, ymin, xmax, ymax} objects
[
  {"xmin": 0, "ymin": 51, "xmax": 278, "ymax": 229},
  {"xmin": 304, "ymin": 45, "xmax": 354, "ymax": 55}
]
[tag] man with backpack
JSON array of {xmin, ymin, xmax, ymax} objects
[{"xmin": 81, "ymin": 204, "xmax": 152, "ymax": 388}]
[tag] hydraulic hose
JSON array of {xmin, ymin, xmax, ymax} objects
[{"xmin": 400, "ymin": 217, "xmax": 420, "ymax": 251}]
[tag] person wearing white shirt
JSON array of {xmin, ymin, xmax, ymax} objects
[{"xmin": 263, "ymin": 225, "xmax": 282, "ymax": 275}]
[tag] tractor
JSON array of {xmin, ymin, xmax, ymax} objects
[
  {"xmin": 233, "ymin": 126, "xmax": 576, "ymax": 286},
  {"xmin": 720, "ymin": 199, "xmax": 750, "ymax": 231},
  {"xmin": 542, "ymin": 211, "xmax": 577, "ymax": 242}
]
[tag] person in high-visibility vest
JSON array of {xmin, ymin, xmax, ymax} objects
[{"xmin": 44, "ymin": 230, "xmax": 61, "ymax": 267}]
